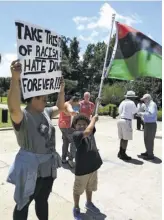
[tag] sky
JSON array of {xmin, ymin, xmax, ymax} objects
[{"xmin": 0, "ymin": 1, "xmax": 162, "ymax": 77}]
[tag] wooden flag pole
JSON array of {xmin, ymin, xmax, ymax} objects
[{"xmin": 95, "ymin": 14, "xmax": 116, "ymax": 114}]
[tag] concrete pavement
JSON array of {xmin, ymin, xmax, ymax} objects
[{"xmin": 0, "ymin": 117, "xmax": 162, "ymax": 220}]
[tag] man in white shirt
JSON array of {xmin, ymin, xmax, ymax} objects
[{"xmin": 117, "ymin": 91, "xmax": 138, "ymax": 161}]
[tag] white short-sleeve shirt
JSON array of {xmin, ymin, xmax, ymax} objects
[{"xmin": 119, "ymin": 99, "xmax": 137, "ymax": 120}]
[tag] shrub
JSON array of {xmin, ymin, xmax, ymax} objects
[
  {"xmin": 157, "ymin": 110, "xmax": 162, "ymax": 121},
  {"xmin": 102, "ymin": 83, "xmax": 126, "ymax": 106},
  {"xmin": 98, "ymin": 103, "xmax": 118, "ymax": 116},
  {"xmin": 99, "ymin": 104, "xmax": 162, "ymax": 122}
]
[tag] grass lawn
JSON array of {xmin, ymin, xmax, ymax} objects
[
  {"xmin": 0, "ymin": 96, "xmax": 25, "ymax": 107},
  {"xmin": 0, "ymin": 96, "xmax": 7, "ymax": 104},
  {"xmin": 0, "ymin": 108, "xmax": 12, "ymax": 128}
]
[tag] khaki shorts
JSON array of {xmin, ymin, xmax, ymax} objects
[
  {"xmin": 73, "ymin": 171, "xmax": 98, "ymax": 195},
  {"xmin": 117, "ymin": 119, "xmax": 133, "ymax": 140}
]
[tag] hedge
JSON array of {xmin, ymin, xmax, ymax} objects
[
  {"xmin": 98, "ymin": 104, "xmax": 118, "ymax": 116},
  {"xmin": 157, "ymin": 110, "xmax": 162, "ymax": 121},
  {"xmin": 99, "ymin": 104, "xmax": 162, "ymax": 121}
]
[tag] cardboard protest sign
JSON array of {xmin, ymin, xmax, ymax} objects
[{"xmin": 15, "ymin": 21, "xmax": 62, "ymax": 99}]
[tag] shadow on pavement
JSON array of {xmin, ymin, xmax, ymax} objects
[
  {"xmin": 126, "ymin": 158, "xmax": 144, "ymax": 165},
  {"xmin": 136, "ymin": 129, "xmax": 144, "ymax": 131},
  {"xmin": 81, "ymin": 210, "xmax": 107, "ymax": 219},
  {"xmin": 137, "ymin": 155, "xmax": 162, "ymax": 164},
  {"xmin": 103, "ymin": 158, "xmax": 143, "ymax": 166},
  {"xmin": 61, "ymin": 163, "xmax": 75, "ymax": 174},
  {"xmin": 102, "ymin": 159, "xmax": 127, "ymax": 167},
  {"xmin": 155, "ymin": 136, "xmax": 162, "ymax": 139}
]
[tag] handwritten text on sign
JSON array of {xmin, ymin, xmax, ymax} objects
[{"xmin": 15, "ymin": 21, "xmax": 62, "ymax": 99}]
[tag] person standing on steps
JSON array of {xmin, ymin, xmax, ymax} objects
[
  {"xmin": 117, "ymin": 91, "xmax": 138, "ymax": 161},
  {"xmin": 138, "ymin": 94, "xmax": 157, "ymax": 160},
  {"xmin": 7, "ymin": 59, "xmax": 66, "ymax": 220},
  {"xmin": 58, "ymin": 95, "xmax": 80, "ymax": 168},
  {"xmin": 80, "ymin": 92, "xmax": 95, "ymax": 119}
]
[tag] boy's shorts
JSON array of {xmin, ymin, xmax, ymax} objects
[{"xmin": 73, "ymin": 171, "xmax": 98, "ymax": 195}]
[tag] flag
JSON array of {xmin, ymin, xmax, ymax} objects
[{"xmin": 108, "ymin": 22, "xmax": 162, "ymax": 80}]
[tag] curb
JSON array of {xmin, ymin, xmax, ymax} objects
[
  {"xmin": 155, "ymin": 131, "xmax": 162, "ymax": 138},
  {"xmin": 0, "ymin": 125, "xmax": 58, "ymax": 131},
  {"xmin": 0, "ymin": 127, "xmax": 13, "ymax": 131},
  {"xmin": 0, "ymin": 117, "xmax": 59, "ymax": 131}
]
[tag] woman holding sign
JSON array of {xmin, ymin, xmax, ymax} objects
[{"xmin": 6, "ymin": 60, "xmax": 70, "ymax": 220}]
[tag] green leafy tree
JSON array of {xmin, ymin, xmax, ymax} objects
[
  {"xmin": 61, "ymin": 36, "xmax": 72, "ymax": 79},
  {"xmin": 69, "ymin": 37, "xmax": 80, "ymax": 81},
  {"xmin": 102, "ymin": 82, "xmax": 126, "ymax": 106}
]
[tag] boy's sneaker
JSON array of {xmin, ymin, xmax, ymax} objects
[
  {"xmin": 73, "ymin": 207, "xmax": 82, "ymax": 220},
  {"xmin": 85, "ymin": 202, "xmax": 100, "ymax": 214},
  {"xmin": 68, "ymin": 159, "xmax": 75, "ymax": 168}
]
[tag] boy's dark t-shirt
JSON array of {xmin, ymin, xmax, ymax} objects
[{"xmin": 72, "ymin": 130, "xmax": 103, "ymax": 176}]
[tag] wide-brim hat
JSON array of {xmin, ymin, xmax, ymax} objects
[{"xmin": 124, "ymin": 91, "xmax": 138, "ymax": 98}]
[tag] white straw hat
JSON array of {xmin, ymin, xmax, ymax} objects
[{"xmin": 124, "ymin": 91, "xmax": 137, "ymax": 98}]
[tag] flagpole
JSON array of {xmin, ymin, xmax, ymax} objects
[
  {"xmin": 106, "ymin": 21, "xmax": 119, "ymax": 76},
  {"xmin": 95, "ymin": 14, "xmax": 116, "ymax": 114}
]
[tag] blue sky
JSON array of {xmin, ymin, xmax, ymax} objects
[{"xmin": 0, "ymin": 1, "xmax": 162, "ymax": 77}]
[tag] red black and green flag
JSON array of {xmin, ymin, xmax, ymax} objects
[{"xmin": 108, "ymin": 22, "xmax": 162, "ymax": 80}]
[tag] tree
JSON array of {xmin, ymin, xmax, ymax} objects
[
  {"xmin": 101, "ymin": 76, "xmax": 162, "ymax": 108},
  {"xmin": 65, "ymin": 79, "xmax": 78, "ymax": 94},
  {"xmin": 80, "ymin": 35, "xmax": 116, "ymax": 99},
  {"xmin": 1, "ymin": 34, "xmax": 161, "ymax": 109},
  {"xmin": 61, "ymin": 36, "xmax": 72, "ymax": 79},
  {"xmin": 69, "ymin": 37, "xmax": 80, "ymax": 81},
  {"xmin": 131, "ymin": 77, "xmax": 162, "ymax": 108},
  {"xmin": 0, "ymin": 88, "xmax": 3, "ymax": 102},
  {"xmin": 102, "ymin": 82, "xmax": 126, "ymax": 106},
  {"xmin": 82, "ymin": 42, "xmax": 106, "ymax": 95}
]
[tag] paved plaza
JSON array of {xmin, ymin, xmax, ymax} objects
[{"xmin": 0, "ymin": 117, "xmax": 162, "ymax": 220}]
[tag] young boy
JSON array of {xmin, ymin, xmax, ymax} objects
[{"xmin": 71, "ymin": 114, "xmax": 103, "ymax": 220}]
